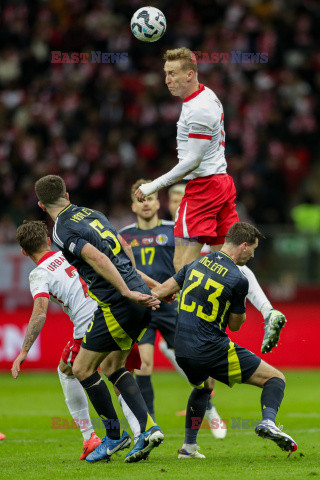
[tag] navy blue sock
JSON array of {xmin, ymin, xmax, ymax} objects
[
  {"xmin": 135, "ymin": 375, "xmax": 155, "ymax": 421},
  {"xmin": 80, "ymin": 371, "xmax": 120, "ymax": 439},
  {"xmin": 261, "ymin": 377, "xmax": 285, "ymax": 423},
  {"xmin": 109, "ymin": 368, "xmax": 155, "ymax": 433},
  {"xmin": 185, "ymin": 388, "xmax": 212, "ymax": 444}
]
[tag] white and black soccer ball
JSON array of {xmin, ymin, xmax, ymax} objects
[{"xmin": 131, "ymin": 6, "xmax": 166, "ymax": 43}]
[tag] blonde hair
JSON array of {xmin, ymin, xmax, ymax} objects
[{"xmin": 163, "ymin": 47, "xmax": 198, "ymax": 73}]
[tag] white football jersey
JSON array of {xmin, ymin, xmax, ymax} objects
[
  {"xmin": 29, "ymin": 251, "xmax": 97, "ymax": 339},
  {"xmin": 177, "ymin": 84, "xmax": 227, "ymax": 179}
]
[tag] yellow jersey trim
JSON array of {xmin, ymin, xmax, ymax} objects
[
  {"xmin": 227, "ymin": 340, "xmax": 242, "ymax": 387},
  {"xmin": 57, "ymin": 203, "xmax": 73, "ymax": 217}
]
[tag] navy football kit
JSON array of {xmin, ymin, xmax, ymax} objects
[
  {"xmin": 173, "ymin": 251, "xmax": 261, "ymax": 387},
  {"xmin": 53, "ymin": 204, "xmax": 151, "ymax": 352},
  {"xmin": 120, "ymin": 220, "xmax": 177, "ymax": 348}
]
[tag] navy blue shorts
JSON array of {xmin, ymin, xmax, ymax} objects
[
  {"xmin": 176, "ymin": 336, "xmax": 261, "ymax": 388},
  {"xmin": 139, "ymin": 304, "xmax": 177, "ymax": 349},
  {"xmin": 82, "ymin": 285, "xmax": 151, "ymax": 352}
]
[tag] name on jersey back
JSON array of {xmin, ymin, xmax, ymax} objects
[{"xmin": 199, "ymin": 256, "xmax": 228, "ymax": 277}]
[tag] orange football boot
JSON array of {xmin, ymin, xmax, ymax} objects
[{"xmin": 80, "ymin": 433, "xmax": 101, "ymax": 460}]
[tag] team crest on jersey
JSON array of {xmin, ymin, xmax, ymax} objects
[
  {"xmin": 142, "ymin": 237, "xmax": 154, "ymax": 245},
  {"xmin": 130, "ymin": 238, "xmax": 140, "ymax": 247},
  {"xmin": 190, "ymin": 124, "xmax": 212, "ymax": 134},
  {"xmin": 156, "ymin": 234, "xmax": 168, "ymax": 246}
]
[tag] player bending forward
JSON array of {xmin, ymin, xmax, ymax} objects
[
  {"xmin": 153, "ymin": 222, "xmax": 297, "ymax": 458},
  {"xmin": 12, "ymin": 221, "xmax": 142, "ymax": 460},
  {"xmin": 35, "ymin": 175, "xmax": 163, "ymax": 464}
]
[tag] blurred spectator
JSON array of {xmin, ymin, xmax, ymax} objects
[{"xmin": 291, "ymin": 195, "xmax": 320, "ymax": 234}]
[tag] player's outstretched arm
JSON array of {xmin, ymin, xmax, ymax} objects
[
  {"xmin": 136, "ymin": 270, "xmax": 160, "ymax": 289},
  {"xmin": 135, "ymin": 137, "xmax": 210, "ymax": 201},
  {"xmin": 11, "ymin": 296, "xmax": 49, "ymax": 378},
  {"xmin": 117, "ymin": 233, "xmax": 136, "ymax": 268},
  {"xmin": 80, "ymin": 243, "xmax": 160, "ymax": 309},
  {"xmin": 152, "ymin": 277, "xmax": 180, "ymax": 300}
]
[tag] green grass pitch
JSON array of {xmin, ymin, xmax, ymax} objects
[{"xmin": 0, "ymin": 370, "xmax": 319, "ymax": 479}]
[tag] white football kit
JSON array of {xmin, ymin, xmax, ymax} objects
[
  {"xmin": 177, "ymin": 83, "xmax": 226, "ymax": 179},
  {"xmin": 140, "ymin": 83, "xmax": 226, "ymax": 196},
  {"xmin": 29, "ymin": 251, "xmax": 97, "ymax": 339}
]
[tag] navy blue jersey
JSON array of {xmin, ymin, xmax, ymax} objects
[
  {"xmin": 120, "ymin": 220, "xmax": 178, "ymax": 320},
  {"xmin": 52, "ymin": 204, "xmax": 146, "ymax": 304},
  {"xmin": 119, "ymin": 220, "xmax": 175, "ymax": 284},
  {"xmin": 174, "ymin": 251, "xmax": 248, "ymax": 359}
]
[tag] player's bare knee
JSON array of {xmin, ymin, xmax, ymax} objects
[
  {"xmin": 71, "ymin": 363, "xmax": 82, "ymax": 380},
  {"xmin": 72, "ymin": 359, "xmax": 93, "ymax": 381},
  {"xmin": 140, "ymin": 358, "xmax": 153, "ymax": 374},
  {"xmin": 58, "ymin": 359, "xmax": 73, "ymax": 376},
  {"xmin": 101, "ymin": 359, "xmax": 126, "ymax": 377},
  {"xmin": 271, "ymin": 369, "xmax": 285, "ymax": 383},
  {"xmin": 100, "ymin": 363, "xmax": 112, "ymax": 378},
  {"xmin": 261, "ymin": 368, "xmax": 286, "ymax": 386}
]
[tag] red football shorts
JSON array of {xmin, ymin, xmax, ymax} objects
[
  {"xmin": 125, "ymin": 343, "xmax": 142, "ymax": 372},
  {"xmin": 61, "ymin": 338, "xmax": 141, "ymax": 371},
  {"xmin": 174, "ymin": 174, "xmax": 239, "ymax": 246},
  {"xmin": 61, "ymin": 337, "xmax": 83, "ymax": 367}
]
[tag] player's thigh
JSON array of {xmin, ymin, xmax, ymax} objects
[
  {"xmin": 136, "ymin": 343, "xmax": 155, "ymax": 375},
  {"xmin": 138, "ymin": 326, "xmax": 156, "ymax": 374},
  {"xmin": 100, "ymin": 349, "xmax": 130, "ymax": 378},
  {"xmin": 174, "ymin": 239, "xmax": 203, "ymax": 271},
  {"xmin": 72, "ymin": 346, "xmax": 107, "ymax": 380},
  {"xmin": 245, "ymin": 359, "xmax": 285, "ymax": 388},
  {"xmin": 173, "ymin": 241, "xmax": 184, "ymax": 273}
]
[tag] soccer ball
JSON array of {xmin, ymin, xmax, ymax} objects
[{"xmin": 131, "ymin": 6, "xmax": 166, "ymax": 42}]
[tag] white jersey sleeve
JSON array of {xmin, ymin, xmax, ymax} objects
[
  {"xmin": 29, "ymin": 269, "xmax": 50, "ymax": 300},
  {"xmin": 139, "ymin": 136, "xmax": 211, "ymax": 197}
]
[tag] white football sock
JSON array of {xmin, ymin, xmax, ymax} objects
[
  {"xmin": 237, "ymin": 265, "xmax": 272, "ymax": 319},
  {"xmin": 182, "ymin": 443, "xmax": 197, "ymax": 451},
  {"xmin": 158, "ymin": 340, "xmax": 187, "ymax": 379},
  {"xmin": 118, "ymin": 394, "xmax": 140, "ymax": 440},
  {"xmin": 57, "ymin": 367, "xmax": 94, "ymax": 441}
]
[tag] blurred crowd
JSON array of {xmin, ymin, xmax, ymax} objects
[{"xmin": 1, "ymin": 0, "xmax": 320, "ymax": 242}]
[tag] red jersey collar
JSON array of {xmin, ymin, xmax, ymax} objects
[
  {"xmin": 38, "ymin": 251, "xmax": 56, "ymax": 265},
  {"xmin": 183, "ymin": 83, "xmax": 205, "ymax": 103}
]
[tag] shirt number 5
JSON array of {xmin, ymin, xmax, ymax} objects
[{"xmin": 89, "ymin": 220, "xmax": 121, "ymax": 256}]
